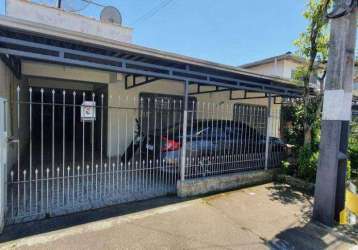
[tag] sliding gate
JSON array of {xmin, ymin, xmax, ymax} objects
[{"xmin": 6, "ymin": 87, "xmax": 185, "ymax": 225}]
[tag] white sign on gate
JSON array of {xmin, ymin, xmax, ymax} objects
[{"xmin": 81, "ymin": 101, "xmax": 96, "ymax": 122}]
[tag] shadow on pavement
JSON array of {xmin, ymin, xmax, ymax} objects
[
  {"xmin": 336, "ymin": 224, "xmax": 358, "ymax": 242},
  {"xmin": 266, "ymin": 183, "xmax": 357, "ymax": 249},
  {"xmin": 268, "ymin": 222, "xmax": 357, "ymax": 250},
  {"xmin": 0, "ymin": 194, "xmax": 187, "ymax": 243},
  {"xmin": 266, "ymin": 182, "xmax": 313, "ymax": 221}
]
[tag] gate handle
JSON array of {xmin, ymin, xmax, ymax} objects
[{"xmin": 7, "ymin": 136, "xmax": 19, "ymax": 144}]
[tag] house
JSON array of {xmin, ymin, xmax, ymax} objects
[
  {"xmin": 0, "ymin": 0, "xmax": 302, "ymax": 229},
  {"xmin": 240, "ymin": 52, "xmax": 323, "ymax": 91}
]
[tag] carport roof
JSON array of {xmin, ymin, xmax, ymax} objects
[{"xmin": 0, "ymin": 15, "xmax": 302, "ymax": 97}]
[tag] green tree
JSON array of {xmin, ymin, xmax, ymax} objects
[{"xmin": 293, "ymin": 0, "xmax": 331, "ymax": 146}]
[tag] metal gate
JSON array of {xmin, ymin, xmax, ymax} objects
[
  {"xmin": 182, "ymin": 102, "xmax": 284, "ymax": 178},
  {"xmin": 6, "ymin": 87, "xmax": 182, "ymax": 224},
  {"xmin": 5, "ymin": 87, "xmax": 284, "ymax": 225}
]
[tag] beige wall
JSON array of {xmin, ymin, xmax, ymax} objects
[
  {"xmin": 20, "ymin": 61, "xmax": 282, "ymax": 158},
  {"xmin": 244, "ymin": 59, "xmax": 300, "ymax": 80},
  {"xmin": 282, "ymin": 60, "xmax": 301, "ymax": 79},
  {"xmin": 243, "ymin": 60, "xmax": 285, "ymax": 78},
  {"xmin": 0, "ymin": 60, "xmax": 29, "ymax": 171},
  {"xmin": 244, "ymin": 58, "xmax": 322, "ymax": 89},
  {"xmin": 22, "ymin": 61, "xmax": 111, "ymax": 84}
]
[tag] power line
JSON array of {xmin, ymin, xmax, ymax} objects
[
  {"xmin": 68, "ymin": 1, "xmax": 90, "ymax": 12},
  {"xmin": 82, "ymin": 0, "xmax": 106, "ymax": 8},
  {"xmin": 132, "ymin": 0, "xmax": 175, "ymax": 25}
]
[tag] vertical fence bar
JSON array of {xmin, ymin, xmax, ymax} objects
[
  {"xmin": 16, "ymin": 87, "xmax": 20, "ymax": 217},
  {"xmin": 100, "ymin": 94, "xmax": 104, "ymax": 185},
  {"xmin": 40, "ymin": 88, "xmax": 44, "ymax": 213},
  {"xmin": 29, "ymin": 88, "xmax": 32, "ymax": 214},
  {"xmin": 71, "ymin": 91, "xmax": 76, "ymax": 205},
  {"xmin": 90, "ymin": 93, "xmax": 95, "ymax": 200},
  {"xmin": 117, "ymin": 96, "xmax": 121, "ymax": 193},
  {"xmin": 180, "ymin": 80, "xmax": 189, "ymax": 182},
  {"xmin": 146, "ymin": 98, "xmax": 150, "ymax": 190},
  {"xmin": 62, "ymin": 91, "xmax": 66, "ymax": 205},
  {"xmin": 82, "ymin": 92, "xmax": 86, "ymax": 178},
  {"xmin": 265, "ymin": 94, "xmax": 272, "ymax": 170},
  {"xmin": 0, "ymin": 98, "xmax": 7, "ymax": 231},
  {"xmin": 51, "ymin": 90, "xmax": 55, "ymax": 206}
]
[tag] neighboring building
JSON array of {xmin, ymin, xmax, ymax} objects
[
  {"xmin": 240, "ymin": 52, "xmax": 322, "ymax": 90},
  {"xmin": 5, "ymin": 0, "xmax": 133, "ymax": 43}
]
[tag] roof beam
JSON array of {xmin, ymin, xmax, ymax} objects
[
  {"xmin": 125, "ymin": 75, "xmax": 160, "ymax": 89},
  {"xmin": 0, "ymin": 35, "xmax": 302, "ymax": 97}
]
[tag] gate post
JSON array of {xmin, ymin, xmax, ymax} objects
[
  {"xmin": 0, "ymin": 98, "xmax": 7, "ymax": 232},
  {"xmin": 180, "ymin": 80, "xmax": 189, "ymax": 181},
  {"xmin": 264, "ymin": 94, "xmax": 272, "ymax": 170}
]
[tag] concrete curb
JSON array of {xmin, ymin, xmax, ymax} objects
[{"xmin": 177, "ymin": 169, "xmax": 277, "ymax": 198}]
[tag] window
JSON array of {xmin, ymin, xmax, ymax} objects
[{"xmin": 291, "ymin": 69, "xmax": 297, "ymax": 80}]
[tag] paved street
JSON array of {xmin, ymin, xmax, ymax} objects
[{"xmin": 0, "ymin": 183, "xmax": 356, "ymax": 250}]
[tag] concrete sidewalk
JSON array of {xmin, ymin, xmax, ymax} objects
[{"xmin": 0, "ymin": 183, "xmax": 356, "ymax": 250}]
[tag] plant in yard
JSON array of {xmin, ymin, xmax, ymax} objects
[
  {"xmin": 281, "ymin": 0, "xmax": 332, "ymax": 182},
  {"xmin": 281, "ymin": 99, "xmax": 321, "ymax": 178},
  {"xmin": 293, "ymin": 0, "xmax": 331, "ymax": 146},
  {"xmin": 281, "ymin": 160, "xmax": 293, "ymax": 175},
  {"xmin": 297, "ymin": 144, "xmax": 319, "ymax": 182},
  {"xmin": 348, "ymin": 118, "xmax": 358, "ymax": 175},
  {"xmin": 346, "ymin": 160, "xmax": 351, "ymax": 181}
]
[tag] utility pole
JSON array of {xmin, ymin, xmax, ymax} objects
[{"xmin": 313, "ymin": 0, "xmax": 357, "ymax": 226}]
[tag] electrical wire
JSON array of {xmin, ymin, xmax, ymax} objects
[
  {"xmin": 63, "ymin": 0, "xmax": 105, "ymax": 13},
  {"xmin": 67, "ymin": 1, "xmax": 90, "ymax": 12},
  {"xmin": 131, "ymin": 0, "xmax": 175, "ymax": 25},
  {"xmin": 82, "ymin": 0, "xmax": 106, "ymax": 8}
]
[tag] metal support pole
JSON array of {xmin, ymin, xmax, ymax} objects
[
  {"xmin": 264, "ymin": 94, "xmax": 272, "ymax": 170},
  {"xmin": 313, "ymin": 1, "xmax": 357, "ymax": 226},
  {"xmin": 0, "ymin": 98, "xmax": 7, "ymax": 232},
  {"xmin": 180, "ymin": 80, "xmax": 189, "ymax": 181}
]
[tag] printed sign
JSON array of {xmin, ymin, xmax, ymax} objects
[{"xmin": 81, "ymin": 101, "xmax": 96, "ymax": 122}]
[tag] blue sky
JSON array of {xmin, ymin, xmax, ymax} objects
[{"xmin": 0, "ymin": 0, "xmax": 307, "ymax": 66}]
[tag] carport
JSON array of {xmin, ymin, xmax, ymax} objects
[{"xmin": 0, "ymin": 16, "xmax": 302, "ymax": 225}]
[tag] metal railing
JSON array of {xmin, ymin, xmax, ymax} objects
[
  {"xmin": 183, "ymin": 102, "xmax": 283, "ymax": 178},
  {"xmin": 5, "ymin": 87, "xmax": 284, "ymax": 224}
]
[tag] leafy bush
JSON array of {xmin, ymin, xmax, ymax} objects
[
  {"xmin": 348, "ymin": 141, "xmax": 358, "ymax": 169},
  {"xmin": 281, "ymin": 100, "xmax": 321, "ymax": 179},
  {"xmin": 348, "ymin": 125, "xmax": 358, "ymax": 171},
  {"xmin": 281, "ymin": 160, "xmax": 293, "ymax": 175},
  {"xmin": 281, "ymin": 99, "xmax": 355, "ymax": 183},
  {"xmin": 346, "ymin": 160, "xmax": 351, "ymax": 181},
  {"xmin": 297, "ymin": 145, "xmax": 319, "ymax": 183},
  {"xmin": 281, "ymin": 103, "xmax": 304, "ymax": 151}
]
